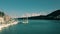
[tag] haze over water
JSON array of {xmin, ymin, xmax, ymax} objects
[{"xmin": 0, "ymin": 19, "xmax": 60, "ymax": 34}]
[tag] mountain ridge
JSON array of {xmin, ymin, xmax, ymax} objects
[{"xmin": 18, "ymin": 10, "xmax": 60, "ymax": 20}]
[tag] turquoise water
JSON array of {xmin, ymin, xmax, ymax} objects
[{"xmin": 0, "ymin": 20, "xmax": 60, "ymax": 34}]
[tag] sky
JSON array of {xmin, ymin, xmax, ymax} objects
[{"xmin": 0, "ymin": 0, "xmax": 60, "ymax": 18}]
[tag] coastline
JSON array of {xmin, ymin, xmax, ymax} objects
[{"xmin": 0, "ymin": 21, "xmax": 18, "ymax": 30}]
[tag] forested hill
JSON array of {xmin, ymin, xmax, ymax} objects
[{"xmin": 18, "ymin": 10, "xmax": 60, "ymax": 20}]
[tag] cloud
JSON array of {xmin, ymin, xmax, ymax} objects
[{"xmin": 21, "ymin": 13, "xmax": 40, "ymax": 17}]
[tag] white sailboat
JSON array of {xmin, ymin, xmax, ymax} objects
[
  {"xmin": 22, "ymin": 14, "xmax": 29, "ymax": 24},
  {"xmin": 22, "ymin": 17, "xmax": 28, "ymax": 24}
]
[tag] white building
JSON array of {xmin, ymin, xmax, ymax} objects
[{"xmin": 0, "ymin": 17, "xmax": 4, "ymax": 24}]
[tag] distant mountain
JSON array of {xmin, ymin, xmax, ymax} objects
[
  {"xmin": 46, "ymin": 10, "xmax": 60, "ymax": 19},
  {"xmin": 47, "ymin": 10, "xmax": 60, "ymax": 18},
  {"xmin": 18, "ymin": 10, "xmax": 60, "ymax": 20}
]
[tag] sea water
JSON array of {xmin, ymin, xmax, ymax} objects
[{"xmin": 0, "ymin": 19, "xmax": 60, "ymax": 34}]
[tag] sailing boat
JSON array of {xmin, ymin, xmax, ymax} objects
[
  {"xmin": 22, "ymin": 14, "xmax": 29, "ymax": 24},
  {"xmin": 22, "ymin": 17, "xmax": 28, "ymax": 24}
]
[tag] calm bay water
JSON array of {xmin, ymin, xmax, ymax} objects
[{"xmin": 0, "ymin": 20, "xmax": 60, "ymax": 34}]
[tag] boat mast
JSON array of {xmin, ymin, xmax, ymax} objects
[{"xmin": 23, "ymin": 13, "xmax": 28, "ymax": 23}]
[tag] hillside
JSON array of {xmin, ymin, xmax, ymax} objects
[
  {"xmin": 47, "ymin": 10, "xmax": 60, "ymax": 18},
  {"xmin": 0, "ymin": 11, "xmax": 11, "ymax": 22},
  {"xmin": 18, "ymin": 10, "xmax": 60, "ymax": 20}
]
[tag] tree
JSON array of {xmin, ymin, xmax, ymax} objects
[{"xmin": 0, "ymin": 11, "xmax": 5, "ymax": 17}]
